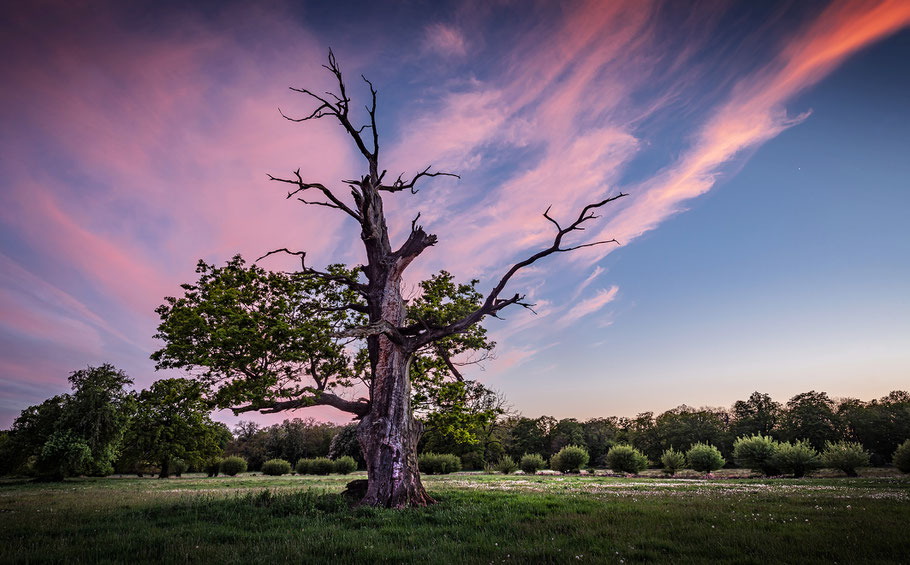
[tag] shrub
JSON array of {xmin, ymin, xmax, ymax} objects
[
  {"xmin": 494, "ymin": 456, "xmax": 518, "ymax": 474},
  {"xmin": 205, "ymin": 457, "xmax": 223, "ymax": 477},
  {"xmin": 333, "ymin": 456, "xmax": 358, "ymax": 475},
  {"xmin": 686, "ymin": 443, "xmax": 725, "ymax": 474},
  {"xmin": 822, "ymin": 441, "xmax": 870, "ymax": 477},
  {"xmin": 309, "ymin": 457, "xmax": 336, "ymax": 475},
  {"xmin": 171, "ymin": 458, "xmax": 188, "ymax": 477},
  {"xmin": 261, "ymin": 458, "xmax": 292, "ymax": 476},
  {"xmin": 605, "ymin": 444, "xmax": 648, "ymax": 474},
  {"xmin": 418, "ymin": 452, "xmax": 462, "ymax": 475},
  {"xmin": 520, "ymin": 453, "xmax": 546, "ymax": 474},
  {"xmin": 733, "ymin": 434, "xmax": 780, "ymax": 476},
  {"xmin": 772, "ymin": 440, "xmax": 820, "ymax": 478},
  {"xmin": 660, "ymin": 448, "xmax": 686, "ymax": 476},
  {"xmin": 295, "ymin": 459, "xmax": 312, "ymax": 475},
  {"xmin": 220, "ymin": 456, "xmax": 247, "ymax": 476},
  {"xmin": 894, "ymin": 440, "xmax": 910, "ymax": 473},
  {"xmin": 551, "ymin": 445, "xmax": 590, "ymax": 473}
]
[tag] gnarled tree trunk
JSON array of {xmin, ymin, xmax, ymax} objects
[
  {"xmin": 356, "ymin": 233, "xmax": 433, "ymax": 507},
  {"xmin": 356, "ymin": 338, "xmax": 432, "ymax": 507}
]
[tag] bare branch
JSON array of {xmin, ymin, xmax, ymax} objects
[
  {"xmin": 362, "ymin": 74, "xmax": 379, "ymax": 159},
  {"xmin": 412, "ymin": 192, "xmax": 628, "ymax": 347},
  {"xmin": 255, "ymin": 248, "xmax": 367, "ymax": 293},
  {"xmin": 436, "ymin": 345, "xmax": 464, "ymax": 382},
  {"xmin": 378, "ymin": 165, "xmax": 460, "ymax": 194},
  {"xmin": 284, "ymin": 49, "xmax": 375, "ymax": 163},
  {"xmin": 267, "ymin": 169, "xmax": 361, "ymax": 221}
]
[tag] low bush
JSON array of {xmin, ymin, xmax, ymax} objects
[
  {"xmin": 418, "ymin": 452, "xmax": 462, "ymax": 475},
  {"xmin": 520, "ymin": 453, "xmax": 546, "ymax": 474},
  {"xmin": 333, "ymin": 456, "xmax": 358, "ymax": 475},
  {"xmin": 733, "ymin": 434, "xmax": 780, "ymax": 476},
  {"xmin": 261, "ymin": 459, "xmax": 292, "ymax": 476},
  {"xmin": 660, "ymin": 448, "xmax": 686, "ymax": 476},
  {"xmin": 295, "ymin": 459, "xmax": 311, "ymax": 475},
  {"xmin": 822, "ymin": 441, "xmax": 870, "ymax": 477},
  {"xmin": 494, "ymin": 456, "xmax": 518, "ymax": 474},
  {"xmin": 551, "ymin": 445, "xmax": 590, "ymax": 473},
  {"xmin": 171, "ymin": 458, "xmax": 188, "ymax": 477},
  {"xmin": 773, "ymin": 440, "xmax": 820, "ymax": 478},
  {"xmin": 605, "ymin": 444, "xmax": 648, "ymax": 474},
  {"xmin": 686, "ymin": 443, "xmax": 725, "ymax": 474},
  {"xmin": 309, "ymin": 457, "xmax": 336, "ymax": 475},
  {"xmin": 220, "ymin": 456, "xmax": 247, "ymax": 476},
  {"xmin": 894, "ymin": 440, "xmax": 910, "ymax": 473}
]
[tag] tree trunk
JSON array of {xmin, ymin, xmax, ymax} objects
[
  {"xmin": 356, "ymin": 269, "xmax": 433, "ymax": 508},
  {"xmin": 158, "ymin": 457, "xmax": 170, "ymax": 479}
]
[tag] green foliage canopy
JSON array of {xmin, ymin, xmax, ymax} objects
[{"xmin": 122, "ymin": 378, "xmax": 228, "ymax": 477}]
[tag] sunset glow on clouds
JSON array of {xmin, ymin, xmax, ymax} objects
[{"xmin": 1, "ymin": 1, "xmax": 909, "ymax": 427}]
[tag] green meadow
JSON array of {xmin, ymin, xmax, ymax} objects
[{"xmin": 1, "ymin": 471, "xmax": 908, "ymax": 564}]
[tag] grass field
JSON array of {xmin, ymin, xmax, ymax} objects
[{"xmin": 1, "ymin": 471, "xmax": 908, "ymax": 564}]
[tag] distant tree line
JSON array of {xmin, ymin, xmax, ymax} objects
[
  {"xmin": 470, "ymin": 390, "xmax": 910, "ymax": 469},
  {"xmin": 2, "ymin": 364, "xmax": 907, "ymax": 479}
]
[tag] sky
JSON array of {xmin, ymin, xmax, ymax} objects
[{"xmin": 1, "ymin": 0, "xmax": 908, "ymax": 429}]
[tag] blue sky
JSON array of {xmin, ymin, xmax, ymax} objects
[{"xmin": 1, "ymin": 0, "xmax": 908, "ymax": 427}]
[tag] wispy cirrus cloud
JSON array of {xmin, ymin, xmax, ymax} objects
[
  {"xmin": 390, "ymin": 0, "xmax": 910, "ymax": 312},
  {"xmin": 558, "ymin": 286, "xmax": 619, "ymax": 328},
  {"xmin": 585, "ymin": 0, "xmax": 910, "ymax": 260}
]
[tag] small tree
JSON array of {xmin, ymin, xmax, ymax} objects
[
  {"xmin": 334, "ymin": 456, "xmax": 358, "ymax": 475},
  {"xmin": 309, "ymin": 457, "xmax": 336, "ymax": 475},
  {"xmin": 605, "ymin": 444, "xmax": 648, "ymax": 474},
  {"xmin": 660, "ymin": 448, "xmax": 686, "ymax": 476},
  {"xmin": 221, "ymin": 456, "xmax": 248, "ymax": 476},
  {"xmin": 551, "ymin": 445, "xmax": 590, "ymax": 473},
  {"xmin": 520, "ymin": 453, "xmax": 546, "ymax": 474},
  {"xmin": 494, "ymin": 456, "xmax": 518, "ymax": 474},
  {"xmin": 262, "ymin": 459, "xmax": 292, "ymax": 476},
  {"xmin": 733, "ymin": 434, "xmax": 780, "ymax": 476},
  {"xmin": 772, "ymin": 440, "xmax": 820, "ymax": 478},
  {"xmin": 822, "ymin": 441, "xmax": 869, "ymax": 477},
  {"xmin": 686, "ymin": 443, "xmax": 725, "ymax": 474}
]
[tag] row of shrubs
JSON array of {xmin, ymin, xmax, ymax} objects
[
  {"xmin": 207, "ymin": 455, "xmax": 359, "ymax": 477},
  {"xmin": 419, "ymin": 438, "xmax": 910, "ymax": 477},
  {"xmin": 730, "ymin": 435, "xmax": 910, "ymax": 477},
  {"xmin": 209, "ymin": 438, "xmax": 910, "ymax": 478}
]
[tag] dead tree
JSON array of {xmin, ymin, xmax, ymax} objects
[{"xmin": 260, "ymin": 51, "xmax": 626, "ymax": 507}]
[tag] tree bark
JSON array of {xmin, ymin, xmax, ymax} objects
[{"xmin": 356, "ymin": 268, "xmax": 433, "ymax": 507}]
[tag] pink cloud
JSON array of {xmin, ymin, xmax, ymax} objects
[
  {"xmin": 584, "ymin": 0, "xmax": 910, "ymax": 261},
  {"xmin": 422, "ymin": 23, "xmax": 468, "ymax": 57},
  {"xmin": 558, "ymin": 286, "xmax": 619, "ymax": 327}
]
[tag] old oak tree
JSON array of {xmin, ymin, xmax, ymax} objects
[{"xmin": 153, "ymin": 52, "xmax": 626, "ymax": 507}]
